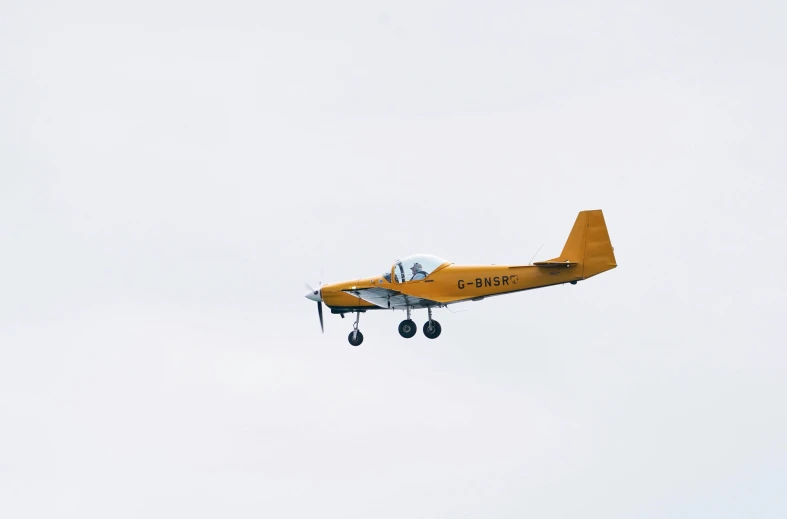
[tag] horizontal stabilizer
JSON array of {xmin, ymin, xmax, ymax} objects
[{"xmin": 532, "ymin": 261, "xmax": 578, "ymax": 268}]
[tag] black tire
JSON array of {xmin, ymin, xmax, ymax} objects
[
  {"xmin": 348, "ymin": 330, "xmax": 364, "ymax": 346},
  {"xmin": 398, "ymin": 319, "xmax": 417, "ymax": 338},
  {"xmin": 423, "ymin": 320, "xmax": 442, "ymax": 339}
]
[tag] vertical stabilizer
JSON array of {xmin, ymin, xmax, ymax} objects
[{"xmin": 548, "ymin": 210, "xmax": 617, "ymax": 279}]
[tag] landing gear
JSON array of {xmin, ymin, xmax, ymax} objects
[
  {"xmin": 348, "ymin": 312, "xmax": 363, "ymax": 346},
  {"xmin": 399, "ymin": 306, "xmax": 417, "ymax": 338},
  {"xmin": 399, "ymin": 319, "xmax": 417, "ymax": 338},
  {"xmin": 423, "ymin": 307, "xmax": 441, "ymax": 339},
  {"xmin": 423, "ymin": 320, "xmax": 441, "ymax": 339},
  {"xmin": 348, "ymin": 330, "xmax": 364, "ymax": 346}
]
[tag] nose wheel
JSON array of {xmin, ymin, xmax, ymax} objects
[
  {"xmin": 347, "ymin": 311, "xmax": 364, "ymax": 346},
  {"xmin": 348, "ymin": 329, "xmax": 364, "ymax": 346}
]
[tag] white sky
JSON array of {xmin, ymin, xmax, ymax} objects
[{"xmin": 2, "ymin": 1, "xmax": 786, "ymax": 517}]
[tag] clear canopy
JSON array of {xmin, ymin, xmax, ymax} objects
[{"xmin": 383, "ymin": 253, "xmax": 449, "ymax": 283}]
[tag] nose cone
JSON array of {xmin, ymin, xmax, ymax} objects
[{"xmin": 305, "ymin": 289, "xmax": 321, "ymax": 302}]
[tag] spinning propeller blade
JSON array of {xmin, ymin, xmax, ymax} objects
[{"xmin": 305, "ymin": 281, "xmax": 324, "ymax": 333}]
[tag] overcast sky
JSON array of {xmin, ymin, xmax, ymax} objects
[{"xmin": 2, "ymin": 1, "xmax": 786, "ymax": 517}]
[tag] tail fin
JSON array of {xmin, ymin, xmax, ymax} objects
[{"xmin": 548, "ymin": 210, "xmax": 617, "ymax": 279}]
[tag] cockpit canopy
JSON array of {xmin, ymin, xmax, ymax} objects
[{"xmin": 382, "ymin": 254, "xmax": 450, "ymax": 283}]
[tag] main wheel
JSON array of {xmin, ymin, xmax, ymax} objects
[
  {"xmin": 398, "ymin": 319, "xmax": 417, "ymax": 338},
  {"xmin": 348, "ymin": 330, "xmax": 364, "ymax": 346},
  {"xmin": 423, "ymin": 320, "xmax": 442, "ymax": 339}
]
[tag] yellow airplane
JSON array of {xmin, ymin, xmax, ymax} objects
[{"xmin": 305, "ymin": 209, "xmax": 617, "ymax": 346}]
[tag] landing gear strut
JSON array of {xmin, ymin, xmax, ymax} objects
[
  {"xmin": 398, "ymin": 306, "xmax": 417, "ymax": 338},
  {"xmin": 348, "ymin": 312, "xmax": 363, "ymax": 346},
  {"xmin": 423, "ymin": 307, "xmax": 441, "ymax": 339}
]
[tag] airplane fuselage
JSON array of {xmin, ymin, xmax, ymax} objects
[{"xmin": 320, "ymin": 262, "xmax": 583, "ymax": 313}]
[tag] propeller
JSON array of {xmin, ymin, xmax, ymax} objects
[
  {"xmin": 305, "ymin": 282, "xmax": 324, "ymax": 333},
  {"xmin": 317, "ymin": 298, "xmax": 324, "ymax": 333}
]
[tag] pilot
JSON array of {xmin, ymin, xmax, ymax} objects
[{"xmin": 410, "ymin": 262, "xmax": 428, "ymax": 281}]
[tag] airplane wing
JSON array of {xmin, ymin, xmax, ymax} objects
[{"xmin": 342, "ymin": 286, "xmax": 442, "ymax": 309}]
